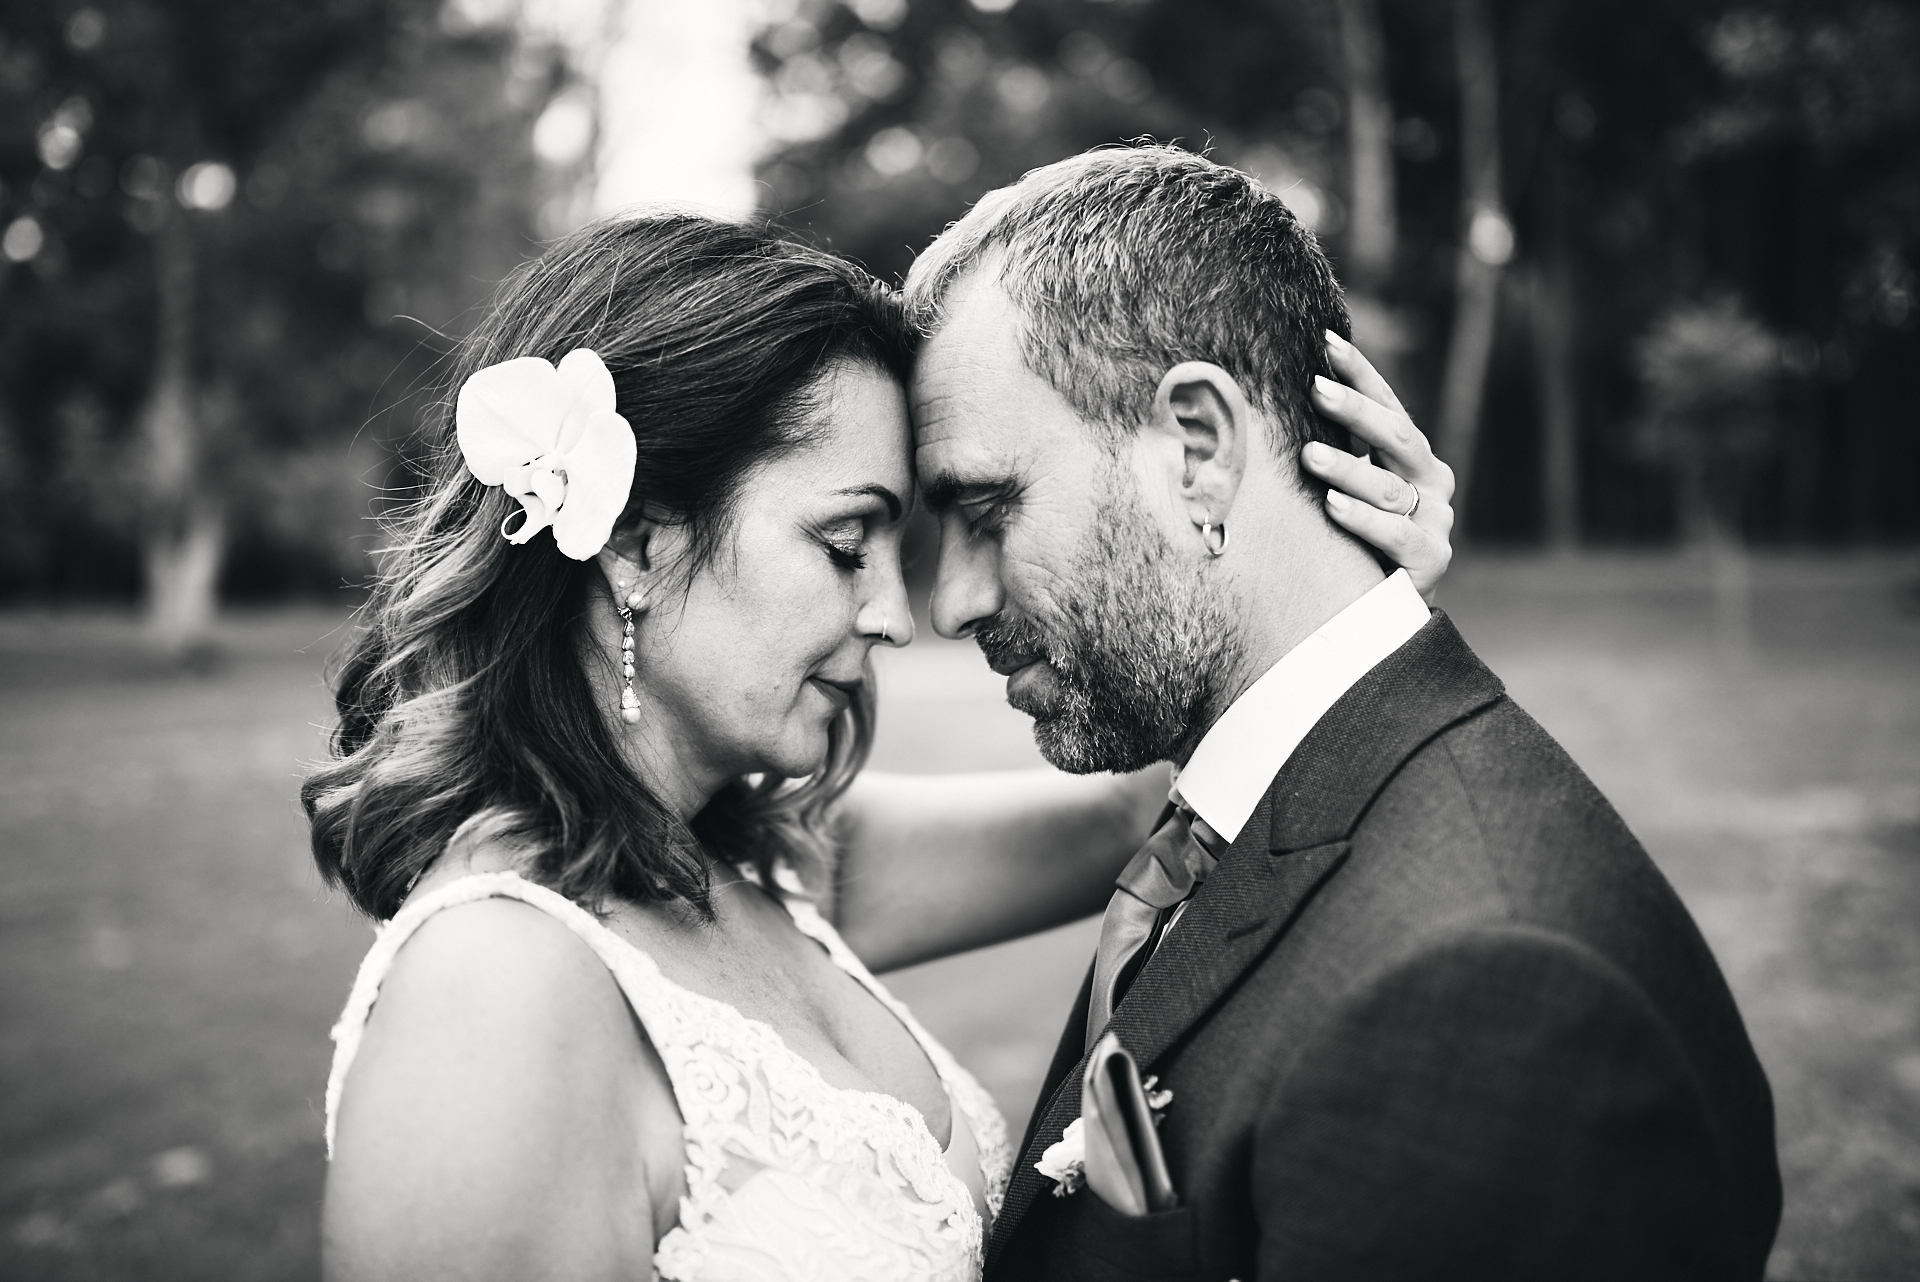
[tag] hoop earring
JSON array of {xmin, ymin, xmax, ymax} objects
[
  {"xmin": 617, "ymin": 585, "xmax": 644, "ymax": 725},
  {"xmin": 1201, "ymin": 521, "xmax": 1229, "ymax": 557}
]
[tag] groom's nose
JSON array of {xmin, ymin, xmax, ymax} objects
[{"xmin": 929, "ymin": 520, "xmax": 1004, "ymax": 640}]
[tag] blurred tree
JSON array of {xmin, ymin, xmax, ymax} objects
[
  {"xmin": 1431, "ymin": 0, "xmax": 1512, "ymax": 530},
  {"xmin": 1335, "ymin": 0, "xmax": 1411, "ymax": 392},
  {"xmin": 0, "ymin": 0, "xmax": 569, "ymax": 647},
  {"xmin": 1635, "ymin": 298, "xmax": 1783, "ymax": 538},
  {"xmin": 1634, "ymin": 297, "xmax": 1784, "ymax": 646},
  {"xmin": 1675, "ymin": 0, "xmax": 1920, "ymax": 543},
  {"xmin": 1336, "ymin": 0, "xmax": 1394, "ymax": 297},
  {"xmin": 744, "ymin": 0, "xmax": 1917, "ymax": 553}
]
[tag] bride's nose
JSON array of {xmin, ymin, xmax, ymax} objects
[{"xmin": 856, "ymin": 597, "xmax": 914, "ymax": 648}]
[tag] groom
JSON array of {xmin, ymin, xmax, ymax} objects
[{"xmin": 906, "ymin": 146, "xmax": 1781, "ymax": 1280}]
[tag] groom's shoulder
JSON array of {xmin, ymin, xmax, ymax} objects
[
  {"xmin": 1334, "ymin": 687, "xmax": 1755, "ymax": 1069},
  {"xmin": 1389, "ymin": 691, "xmax": 1652, "ymax": 913},
  {"xmin": 1355, "ymin": 690, "xmax": 1673, "ymax": 944}
]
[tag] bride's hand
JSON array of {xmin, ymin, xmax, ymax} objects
[{"xmin": 1302, "ymin": 331, "xmax": 1455, "ymax": 603}]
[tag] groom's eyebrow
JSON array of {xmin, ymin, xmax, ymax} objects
[
  {"xmin": 835, "ymin": 483, "xmax": 904, "ymax": 521},
  {"xmin": 921, "ymin": 473, "xmax": 1007, "ymax": 513}
]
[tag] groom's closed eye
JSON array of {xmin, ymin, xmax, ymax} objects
[
  {"xmin": 924, "ymin": 477, "xmax": 1021, "ymax": 532},
  {"xmin": 959, "ymin": 496, "xmax": 1013, "ymax": 540}
]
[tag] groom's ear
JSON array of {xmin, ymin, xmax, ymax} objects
[{"xmin": 1148, "ymin": 361, "xmax": 1252, "ymax": 535}]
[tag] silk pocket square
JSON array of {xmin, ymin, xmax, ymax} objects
[{"xmin": 1081, "ymin": 1032, "xmax": 1179, "ymax": 1216}]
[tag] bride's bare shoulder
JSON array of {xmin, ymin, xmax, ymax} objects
[
  {"xmin": 367, "ymin": 891, "xmax": 622, "ymax": 1047},
  {"xmin": 324, "ymin": 890, "xmax": 668, "ymax": 1279}
]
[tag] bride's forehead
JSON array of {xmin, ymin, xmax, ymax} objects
[{"xmin": 769, "ymin": 389, "xmax": 913, "ymax": 496}]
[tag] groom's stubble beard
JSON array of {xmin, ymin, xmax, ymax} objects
[{"xmin": 974, "ymin": 466, "xmax": 1241, "ymax": 774}]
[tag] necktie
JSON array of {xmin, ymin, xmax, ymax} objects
[{"xmin": 1085, "ymin": 806, "xmax": 1227, "ymax": 1052}]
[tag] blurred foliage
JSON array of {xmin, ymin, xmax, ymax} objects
[
  {"xmin": 1634, "ymin": 297, "xmax": 1785, "ymax": 541},
  {"xmin": 1636, "ymin": 298, "xmax": 1783, "ymax": 465},
  {"xmin": 754, "ymin": 0, "xmax": 1920, "ymax": 546},
  {"xmin": 0, "ymin": 0, "xmax": 571, "ymax": 601},
  {"xmin": 2, "ymin": 0, "xmax": 1913, "ymax": 609}
]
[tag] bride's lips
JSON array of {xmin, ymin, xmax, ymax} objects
[{"xmin": 808, "ymin": 676, "xmax": 860, "ymax": 712}]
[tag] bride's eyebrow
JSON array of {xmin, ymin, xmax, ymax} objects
[{"xmin": 832, "ymin": 483, "xmax": 904, "ymax": 521}]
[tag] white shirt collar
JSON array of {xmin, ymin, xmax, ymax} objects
[{"xmin": 1172, "ymin": 569, "xmax": 1431, "ymax": 843}]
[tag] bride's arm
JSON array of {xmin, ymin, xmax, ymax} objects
[
  {"xmin": 826, "ymin": 766, "xmax": 1170, "ymax": 972},
  {"xmin": 828, "ymin": 336, "xmax": 1455, "ymax": 974},
  {"xmin": 324, "ymin": 901, "xmax": 676, "ymax": 1280}
]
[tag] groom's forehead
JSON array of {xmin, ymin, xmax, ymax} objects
[
  {"xmin": 913, "ymin": 385, "xmax": 1021, "ymax": 475},
  {"xmin": 911, "ymin": 327, "xmax": 1025, "ymax": 454},
  {"xmin": 912, "ymin": 371, "xmax": 1041, "ymax": 505}
]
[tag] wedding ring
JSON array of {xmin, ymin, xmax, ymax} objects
[{"xmin": 1397, "ymin": 485, "xmax": 1421, "ymax": 519}]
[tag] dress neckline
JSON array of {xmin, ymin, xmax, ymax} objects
[
  {"xmin": 328, "ymin": 868, "xmax": 1005, "ymax": 1281},
  {"xmin": 414, "ymin": 870, "xmax": 972, "ymax": 1167}
]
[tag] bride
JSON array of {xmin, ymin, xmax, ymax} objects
[{"xmin": 307, "ymin": 211, "xmax": 1452, "ymax": 1281}]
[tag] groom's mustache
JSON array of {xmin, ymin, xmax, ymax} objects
[{"xmin": 974, "ymin": 612, "xmax": 1059, "ymax": 678}]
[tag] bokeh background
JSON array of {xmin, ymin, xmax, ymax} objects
[{"xmin": 1, "ymin": 0, "xmax": 1916, "ymax": 1278}]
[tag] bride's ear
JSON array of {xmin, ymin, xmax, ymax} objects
[{"xmin": 595, "ymin": 517, "xmax": 656, "ymax": 609}]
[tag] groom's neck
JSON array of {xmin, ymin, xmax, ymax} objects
[{"xmin": 1198, "ymin": 504, "xmax": 1387, "ymax": 746}]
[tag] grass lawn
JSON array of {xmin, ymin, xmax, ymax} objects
[{"xmin": 2, "ymin": 552, "xmax": 1916, "ymax": 1280}]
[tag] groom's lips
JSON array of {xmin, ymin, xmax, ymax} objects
[
  {"xmin": 984, "ymin": 651, "xmax": 1040, "ymax": 677},
  {"xmin": 983, "ymin": 649, "xmax": 1054, "ymax": 709}
]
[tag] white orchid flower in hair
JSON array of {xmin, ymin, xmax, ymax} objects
[{"xmin": 455, "ymin": 348, "xmax": 637, "ymax": 560}]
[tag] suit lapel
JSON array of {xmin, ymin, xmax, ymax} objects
[
  {"xmin": 985, "ymin": 796, "xmax": 1349, "ymax": 1265},
  {"xmin": 987, "ymin": 612, "xmax": 1504, "ymax": 1266}
]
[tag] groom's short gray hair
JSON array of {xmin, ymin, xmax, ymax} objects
[{"xmin": 903, "ymin": 143, "xmax": 1350, "ymax": 465}]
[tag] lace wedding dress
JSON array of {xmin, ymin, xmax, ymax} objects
[{"xmin": 326, "ymin": 871, "xmax": 1013, "ymax": 1282}]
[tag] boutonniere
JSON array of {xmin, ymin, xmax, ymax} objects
[
  {"xmin": 1037, "ymin": 1117, "xmax": 1087, "ymax": 1197},
  {"xmin": 1036, "ymin": 1076, "xmax": 1174, "ymax": 1199}
]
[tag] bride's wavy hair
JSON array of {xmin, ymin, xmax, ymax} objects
[{"xmin": 303, "ymin": 214, "xmax": 914, "ymax": 921}]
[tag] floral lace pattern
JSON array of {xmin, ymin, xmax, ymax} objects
[{"xmin": 326, "ymin": 871, "xmax": 1012, "ymax": 1282}]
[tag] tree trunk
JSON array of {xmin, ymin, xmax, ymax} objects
[
  {"xmin": 1529, "ymin": 261, "xmax": 1580, "ymax": 549},
  {"xmin": 1338, "ymin": 0, "xmax": 1395, "ymax": 295},
  {"xmin": 1435, "ymin": 0, "xmax": 1510, "ymax": 529},
  {"xmin": 136, "ymin": 205, "xmax": 223, "ymax": 655},
  {"xmin": 1702, "ymin": 464, "xmax": 1752, "ymax": 657},
  {"xmin": 1677, "ymin": 448, "xmax": 1752, "ymax": 657},
  {"xmin": 1335, "ymin": 0, "xmax": 1411, "ymax": 393}
]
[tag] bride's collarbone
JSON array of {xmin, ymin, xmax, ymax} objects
[{"xmin": 608, "ymin": 895, "xmax": 956, "ymax": 1144}]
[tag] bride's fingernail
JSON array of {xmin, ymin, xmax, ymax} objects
[
  {"xmin": 1304, "ymin": 441, "xmax": 1329, "ymax": 465},
  {"xmin": 1327, "ymin": 490, "xmax": 1351, "ymax": 511},
  {"xmin": 1325, "ymin": 329, "xmax": 1347, "ymax": 348},
  {"xmin": 1313, "ymin": 375, "xmax": 1342, "ymax": 401}
]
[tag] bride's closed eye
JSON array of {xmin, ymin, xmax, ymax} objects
[{"xmin": 818, "ymin": 520, "xmax": 869, "ymax": 571}]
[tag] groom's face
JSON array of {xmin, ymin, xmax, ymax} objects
[{"xmin": 913, "ymin": 275, "xmax": 1234, "ymax": 772}]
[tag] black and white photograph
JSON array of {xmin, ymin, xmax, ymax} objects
[{"xmin": 2, "ymin": 0, "xmax": 1916, "ymax": 1278}]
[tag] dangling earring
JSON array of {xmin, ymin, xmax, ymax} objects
[
  {"xmin": 617, "ymin": 584, "xmax": 645, "ymax": 724},
  {"xmin": 1201, "ymin": 521, "xmax": 1229, "ymax": 557}
]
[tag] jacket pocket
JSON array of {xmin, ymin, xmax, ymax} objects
[{"xmin": 1062, "ymin": 1195, "xmax": 1204, "ymax": 1281}]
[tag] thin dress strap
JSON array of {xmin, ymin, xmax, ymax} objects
[{"xmin": 324, "ymin": 870, "xmax": 674, "ymax": 1157}]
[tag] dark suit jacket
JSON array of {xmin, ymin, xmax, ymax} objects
[{"xmin": 986, "ymin": 613, "xmax": 1780, "ymax": 1282}]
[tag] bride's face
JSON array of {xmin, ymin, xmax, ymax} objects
[{"xmin": 633, "ymin": 359, "xmax": 914, "ymax": 785}]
